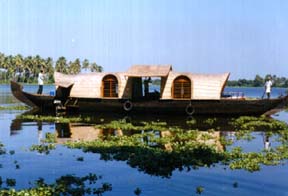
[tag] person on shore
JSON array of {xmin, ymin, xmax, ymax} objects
[
  {"xmin": 264, "ymin": 77, "xmax": 273, "ymax": 99},
  {"xmin": 37, "ymin": 70, "xmax": 45, "ymax": 94}
]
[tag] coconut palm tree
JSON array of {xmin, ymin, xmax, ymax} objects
[
  {"xmin": 5, "ymin": 55, "xmax": 15, "ymax": 80},
  {"xmin": 45, "ymin": 57, "xmax": 54, "ymax": 83},
  {"xmin": 68, "ymin": 58, "xmax": 81, "ymax": 74},
  {"xmin": 31, "ymin": 55, "xmax": 45, "ymax": 82},
  {"xmin": 23, "ymin": 56, "xmax": 34, "ymax": 82},
  {"xmin": 82, "ymin": 59, "xmax": 89, "ymax": 72},
  {"xmin": 55, "ymin": 56, "xmax": 68, "ymax": 74},
  {"xmin": 0, "ymin": 53, "xmax": 5, "ymax": 68},
  {"xmin": 14, "ymin": 54, "xmax": 23, "ymax": 70},
  {"xmin": 13, "ymin": 54, "xmax": 24, "ymax": 81},
  {"xmin": 0, "ymin": 53, "xmax": 7, "ymax": 82},
  {"xmin": 90, "ymin": 62, "xmax": 103, "ymax": 72}
]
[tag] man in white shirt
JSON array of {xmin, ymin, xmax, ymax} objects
[
  {"xmin": 264, "ymin": 77, "xmax": 273, "ymax": 99},
  {"xmin": 37, "ymin": 70, "xmax": 45, "ymax": 94}
]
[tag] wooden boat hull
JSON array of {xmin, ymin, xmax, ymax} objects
[
  {"xmin": 11, "ymin": 81, "xmax": 287, "ymax": 116},
  {"xmin": 69, "ymin": 97, "xmax": 286, "ymax": 116},
  {"xmin": 11, "ymin": 81, "xmax": 54, "ymax": 110}
]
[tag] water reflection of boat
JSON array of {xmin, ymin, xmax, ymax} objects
[
  {"xmin": 12, "ymin": 107, "xmax": 237, "ymax": 130},
  {"xmin": 8, "ymin": 114, "xmax": 275, "ymax": 152},
  {"xmin": 55, "ymin": 123, "xmax": 130, "ymax": 144},
  {"xmin": 54, "ymin": 123, "xmax": 224, "ymax": 152},
  {"xmin": 55, "ymin": 123, "xmax": 226, "ymax": 177},
  {"xmin": 56, "ymin": 123, "xmax": 101, "ymax": 143},
  {"xmin": 11, "ymin": 65, "xmax": 288, "ymax": 116}
]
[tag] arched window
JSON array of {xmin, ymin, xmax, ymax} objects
[
  {"xmin": 102, "ymin": 75, "xmax": 118, "ymax": 97},
  {"xmin": 173, "ymin": 76, "xmax": 191, "ymax": 99}
]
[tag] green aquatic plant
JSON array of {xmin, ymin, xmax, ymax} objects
[
  {"xmin": 228, "ymin": 150, "xmax": 281, "ymax": 172},
  {"xmin": 219, "ymin": 136, "xmax": 233, "ymax": 146},
  {"xmin": 0, "ymin": 142, "xmax": 6, "ymax": 155},
  {"xmin": 77, "ymin": 156, "xmax": 84, "ymax": 161},
  {"xmin": 6, "ymin": 178, "xmax": 16, "ymax": 187},
  {"xmin": 196, "ymin": 186, "xmax": 204, "ymax": 194},
  {"xmin": 16, "ymin": 114, "xmax": 87, "ymax": 123},
  {"xmin": 65, "ymin": 130, "xmax": 225, "ymax": 177},
  {"xmin": 64, "ymin": 114, "xmax": 288, "ymax": 175},
  {"xmin": 43, "ymin": 132, "xmax": 57, "ymax": 143},
  {"xmin": 134, "ymin": 187, "xmax": 142, "ymax": 195},
  {"xmin": 204, "ymin": 118, "xmax": 217, "ymax": 126},
  {"xmin": 0, "ymin": 105, "xmax": 29, "ymax": 111},
  {"xmin": 30, "ymin": 132, "xmax": 57, "ymax": 154},
  {"xmin": 234, "ymin": 129, "xmax": 255, "ymax": 141},
  {"xmin": 222, "ymin": 115, "xmax": 288, "ymax": 171},
  {"xmin": 14, "ymin": 161, "xmax": 20, "ymax": 169},
  {"xmin": 30, "ymin": 143, "xmax": 56, "ymax": 155},
  {"xmin": 9, "ymin": 150, "xmax": 15, "ymax": 155},
  {"xmin": 186, "ymin": 118, "xmax": 197, "ymax": 125},
  {"xmin": 95, "ymin": 120, "xmax": 173, "ymax": 132},
  {"xmin": 231, "ymin": 116, "xmax": 288, "ymax": 131},
  {"xmin": 16, "ymin": 115, "xmax": 288, "ymax": 178},
  {"xmin": 0, "ymin": 173, "xmax": 112, "ymax": 196}
]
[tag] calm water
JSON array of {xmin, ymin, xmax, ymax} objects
[{"xmin": 0, "ymin": 84, "xmax": 288, "ymax": 195}]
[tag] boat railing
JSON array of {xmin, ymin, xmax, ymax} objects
[{"xmin": 222, "ymin": 92, "xmax": 245, "ymax": 99}]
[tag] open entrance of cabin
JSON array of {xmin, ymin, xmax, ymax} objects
[
  {"xmin": 142, "ymin": 77, "xmax": 160, "ymax": 99},
  {"xmin": 125, "ymin": 65, "xmax": 172, "ymax": 101},
  {"xmin": 172, "ymin": 76, "xmax": 191, "ymax": 99},
  {"xmin": 102, "ymin": 74, "xmax": 118, "ymax": 98},
  {"xmin": 130, "ymin": 77, "xmax": 161, "ymax": 100}
]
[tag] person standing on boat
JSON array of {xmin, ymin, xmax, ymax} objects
[
  {"xmin": 264, "ymin": 77, "xmax": 273, "ymax": 99},
  {"xmin": 37, "ymin": 70, "xmax": 45, "ymax": 94},
  {"xmin": 144, "ymin": 77, "xmax": 151, "ymax": 97}
]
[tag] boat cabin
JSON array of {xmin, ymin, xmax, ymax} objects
[{"xmin": 54, "ymin": 65, "xmax": 230, "ymax": 101}]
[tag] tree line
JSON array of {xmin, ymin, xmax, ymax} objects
[
  {"xmin": 0, "ymin": 53, "xmax": 103, "ymax": 84},
  {"xmin": 1, "ymin": 52, "xmax": 287, "ymax": 88},
  {"xmin": 227, "ymin": 74, "xmax": 288, "ymax": 88}
]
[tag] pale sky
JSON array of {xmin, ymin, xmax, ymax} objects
[{"xmin": 1, "ymin": 0, "xmax": 288, "ymax": 79}]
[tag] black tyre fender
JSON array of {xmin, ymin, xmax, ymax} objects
[
  {"xmin": 123, "ymin": 100, "xmax": 133, "ymax": 111},
  {"xmin": 185, "ymin": 104, "xmax": 195, "ymax": 115}
]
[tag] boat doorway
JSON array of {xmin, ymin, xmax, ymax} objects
[
  {"xmin": 142, "ymin": 77, "xmax": 160, "ymax": 100},
  {"xmin": 131, "ymin": 77, "xmax": 161, "ymax": 101},
  {"xmin": 131, "ymin": 77, "xmax": 143, "ymax": 100}
]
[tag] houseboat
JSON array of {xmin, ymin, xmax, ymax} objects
[{"xmin": 11, "ymin": 65, "xmax": 287, "ymax": 116}]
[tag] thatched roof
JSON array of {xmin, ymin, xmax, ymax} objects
[
  {"xmin": 161, "ymin": 72, "xmax": 230, "ymax": 100},
  {"xmin": 54, "ymin": 72, "xmax": 74, "ymax": 88},
  {"xmin": 125, "ymin": 65, "xmax": 172, "ymax": 77},
  {"xmin": 54, "ymin": 66, "xmax": 230, "ymax": 100}
]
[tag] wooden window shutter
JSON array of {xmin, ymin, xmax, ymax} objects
[
  {"xmin": 102, "ymin": 75, "xmax": 118, "ymax": 97},
  {"xmin": 173, "ymin": 76, "xmax": 191, "ymax": 99}
]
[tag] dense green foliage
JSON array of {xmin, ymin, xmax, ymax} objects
[
  {"xmin": 227, "ymin": 74, "xmax": 288, "ymax": 87},
  {"xmin": 0, "ymin": 52, "xmax": 103, "ymax": 84}
]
